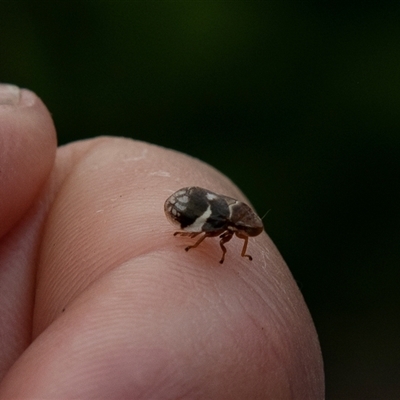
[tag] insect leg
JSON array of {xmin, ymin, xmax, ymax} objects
[
  {"xmin": 174, "ymin": 231, "xmax": 201, "ymax": 238},
  {"xmin": 235, "ymin": 232, "xmax": 252, "ymax": 260},
  {"xmin": 218, "ymin": 231, "xmax": 233, "ymax": 264},
  {"xmin": 183, "ymin": 232, "xmax": 209, "ymax": 252}
]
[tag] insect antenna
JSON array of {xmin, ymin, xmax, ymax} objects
[{"xmin": 260, "ymin": 209, "xmax": 271, "ymax": 221}]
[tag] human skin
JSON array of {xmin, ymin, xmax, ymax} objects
[{"xmin": 0, "ymin": 84, "xmax": 324, "ymax": 399}]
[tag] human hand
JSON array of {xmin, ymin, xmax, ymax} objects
[{"xmin": 0, "ymin": 85, "xmax": 324, "ymax": 399}]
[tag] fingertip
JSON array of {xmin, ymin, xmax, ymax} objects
[{"xmin": 0, "ymin": 85, "xmax": 57, "ymax": 237}]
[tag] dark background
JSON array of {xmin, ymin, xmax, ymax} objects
[{"xmin": 1, "ymin": 2, "xmax": 399, "ymax": 398}]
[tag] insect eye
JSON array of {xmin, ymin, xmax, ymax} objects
[{"xmin": 238, "ymin": 224, "xmax": 264, "ymax": 237}]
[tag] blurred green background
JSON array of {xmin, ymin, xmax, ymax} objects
[{"xmin": 2, "ymin": 1, "xmax": 399, "ymax": 398}]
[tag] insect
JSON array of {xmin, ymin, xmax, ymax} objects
[{"xmin": 164, "ymin": 187, "xmax": 264, "ymax": 264}]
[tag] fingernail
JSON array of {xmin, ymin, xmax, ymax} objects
[{"xmin": 0, "ymin": 84, "xmax": 21, "ymax": 105}]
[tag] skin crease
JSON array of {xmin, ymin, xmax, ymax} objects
[{"xmin": 0, "ymin": 86, "xmax": 324, "ymax": 399}]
